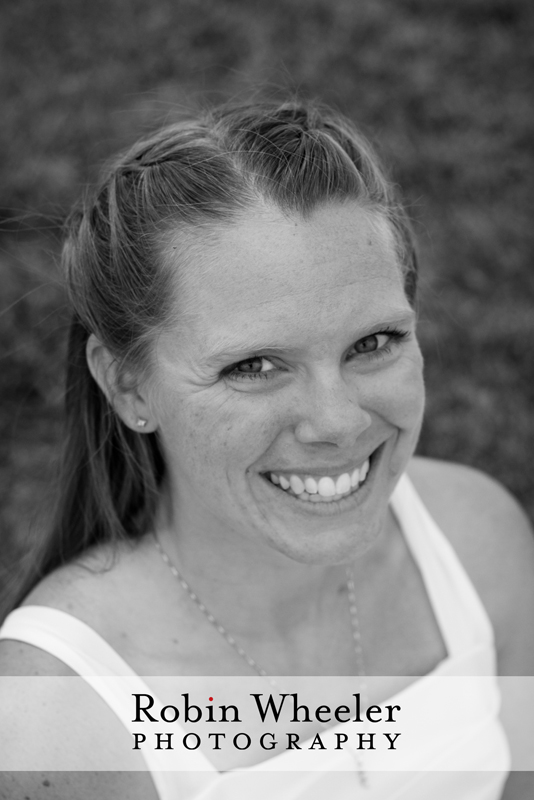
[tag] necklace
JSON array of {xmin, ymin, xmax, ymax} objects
[
  {"xmin": 154, "ymin": 535, "xmax": 369, "ymax": 788},
  {"xmin": 154, "ymin": 537, "xmax": 273, "ymax": 680}
]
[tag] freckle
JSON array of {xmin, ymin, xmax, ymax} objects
[{"xmin": 42, "ymin": 779, "xmax": 51, "ymax": 787}]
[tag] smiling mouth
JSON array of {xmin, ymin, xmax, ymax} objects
[{"xmin": 262, "ymin": 449, "xmax": 379, "ymax": 505}]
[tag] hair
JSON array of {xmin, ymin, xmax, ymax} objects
[{"xmin": 5, "ymin": 98, "xmax": 418, "ymax": 613}]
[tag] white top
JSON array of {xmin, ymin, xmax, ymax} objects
[{"xmin": 0, "ymin": 473, "xmax": 510, "ymax": 799}]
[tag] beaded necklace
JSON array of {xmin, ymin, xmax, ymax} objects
[{"xmin": 154, "ymin": 535, "xmax": 369, "ymax": 787}]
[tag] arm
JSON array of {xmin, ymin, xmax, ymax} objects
[
  {"xmin": 0, "ymin": 640, "xmax": 158, "ymax": 800},
  {"xmin": 0, "ymin": 771, "xmax": 152, "ymax": 800}
]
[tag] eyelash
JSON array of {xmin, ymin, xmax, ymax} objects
[{"xmin": 224, "ymin": 327, "xmax": 410, "ymax": 383}]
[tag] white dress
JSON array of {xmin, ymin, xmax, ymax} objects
[{"xmin": 0, "ymin": 474, "xmax": 510, "ymax": 799}]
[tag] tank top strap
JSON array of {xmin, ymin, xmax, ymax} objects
[
  {"xmin": 1, "ymin": 605, "xmax": 141, "ymax": 677},
  {"xmin": 0, "ymin": 605, "xmax": 216, "ymax": 785},
  {"xmin": 389, "ymin": 473, "xmax": 495, "ymax": 659}
]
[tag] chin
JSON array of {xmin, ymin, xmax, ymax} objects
[{"xmin": 261, "ymin": 510, "xmax": 387, "ymax": 567}]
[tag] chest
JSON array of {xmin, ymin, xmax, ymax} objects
[{"xmin": 108, "ymin": 555, "xmax": 447, "ymax": 769}]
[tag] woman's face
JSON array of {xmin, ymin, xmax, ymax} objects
[{"xmin": 148, "ymin": 201, "xmax": 425, "ymax": 565}]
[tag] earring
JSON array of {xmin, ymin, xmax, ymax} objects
[{"xmin": 136, "ymin": 418, "xmax": 148, "ymax": 428}]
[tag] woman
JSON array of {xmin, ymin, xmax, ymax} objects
[{"xmin": 0, "ymin": 100, "xmax": 532, "ymax": 799}]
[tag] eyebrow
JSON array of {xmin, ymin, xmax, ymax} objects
[{"xmin": 203, "ymin": 308, "xmax": 416, "ymax": 365}]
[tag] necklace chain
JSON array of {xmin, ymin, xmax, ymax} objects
[
  {"xmin": 153, "ymin": 535, "xmax": 369, "ymax": 788},
  {"xmin": 154, "ymin": 537, "xmax": 271, "ymax": 678}
]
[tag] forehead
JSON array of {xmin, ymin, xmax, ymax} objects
[{"xmin": 162, "ymin": 201, "xmax": 409, "ymax": 355}]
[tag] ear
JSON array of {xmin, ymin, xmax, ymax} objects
[{"xmin": 85, "ymin": 334, "xmax": 157, "ymax": 433}]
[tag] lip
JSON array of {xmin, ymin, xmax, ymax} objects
[
  {"xmin": 260, "ymin": 444, "xmax": 383, "ymax": 479},
  {"xmin": 258, "ymin": 443, "xmax": 384, "ymax": 514}
]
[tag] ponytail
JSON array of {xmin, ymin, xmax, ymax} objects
[
  {"xmin": 2, "ymin": 316, "xmax": 164, "ymax": 615},
  {"xmin": 52, "ymin": 315, "xmax": 165, "ymax": 562}
]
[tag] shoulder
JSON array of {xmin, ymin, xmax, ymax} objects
[
  {"xmin": 0, "ymin": 545, "xmax": 157, "ymax": 797},
  {"xmin": 0, "ymin": 663, "xmax": 153, "ymax": 796},
  {"xmin": 0, "ymin": 772, "xmax": 156, "ymax": 800},
  {"xmin": 406, "ymin": 456, "xmax": 532, "ymax": 545},
  {"xmin": 406, "ymin": 456, "xmax": 534, "ymax": 673},
  {"xmin": 18, "ymin": 536, "xmax": 155, "ymax": 633},
  {"xmin": 0, "ymin": 537, "xmax": 154, "ymax": 676}
]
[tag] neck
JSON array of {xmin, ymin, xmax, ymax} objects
[{"xmin": 154, "ymin": 482, "xmax": 392, "ymax": 641}]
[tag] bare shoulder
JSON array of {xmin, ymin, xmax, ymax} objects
[
  {"xmin": 0, "ymin": 555, "xmax": 110, "ymax": 678},
  {"xmin": 0, "ymin": 655, "xmax": 154, "ymax": 798},
  {"xmin": 17, "ymin": 536, "xmax": 156, "ymax": 629},
  {"xmin": 407, "ymin": 456, "xmax": 534, "ymax": 672},
  {"xmin": 0, "ymin": 555, "xmax": 108, "ymax": 679},
  {"xmin": 407, "ymin": 455, "xmax": 533, "ymax": 546},
  {"xmin": 0, "ymin": 638, "xmax": 75, "ymax": 677},
  {"xmin": 0, "ymin": 541, "xmax": 158, "ymax": 797},
  {"xmin": 0, "ymin": 536, "xmax": 156, "ymax": 677},
  {"xmin": 21, "ymin": 538, "xmax": 139, "ymax": 614},
  {"xmin": 0, "ymin": 772, "xmax": 155, "ymax": 800}
]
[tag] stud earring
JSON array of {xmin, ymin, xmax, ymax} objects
[{"xmin": 136, "ymin": 418, "xmax": 148, "ymax": 428}]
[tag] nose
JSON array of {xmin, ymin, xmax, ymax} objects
[{"xmin": 294, "ymin": 371, "xmax": 372, "ymax": 447}]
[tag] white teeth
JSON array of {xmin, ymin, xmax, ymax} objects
[
  {"xmin": 310, "ymin": 492, "xmax": 339, "ymax": 503},
  {"xmin": 335, "ymin": 473, "xmax": 351, "ymax": 495},
  {"xmin": 304, "ymin": 477, "xmax": 317, "ymax": 494},
  {"xmin": 317, "ymin": 477, "xmax": 336, "ymax": 497},
  {"xmin": 269, "ymin": 454, "xmax": 373, "ymax": 501},
  {"xmin": 289, "ymin": 475, "xmax": 305, "ymax": 495}
]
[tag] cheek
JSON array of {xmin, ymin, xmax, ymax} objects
[
  {"xmin": 396, "ymin": 356, "xmax": 425, "ymax": 423},
  {"xmin": 156, "ymin": 387, "xmax": 279, "ymax": 476},
  {"xmin": 361, "ymin": 351, "xmax": 425, "ymax": 427}
]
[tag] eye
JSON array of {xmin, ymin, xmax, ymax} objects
[
  {"xmin": 353, "ymin": 333, "xmax": 389, "ymax": 354},
  {"xmin": 349, "ymin": 328, "xmax": 409, "ymax": 360},
  {"xmin": 235, "ymin": 356, "xmax": 275, "ymax": 374},
  {"xmin": 227, "ymin": 356, "xmax": 276, "ymax": 381}
]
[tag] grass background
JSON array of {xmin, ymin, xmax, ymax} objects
[{"xmin": 1, "ymin": 0, "xmax": 533, "ymax": 580}]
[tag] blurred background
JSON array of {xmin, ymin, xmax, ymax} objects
[{"xmin": 1, "ymin": 0, "xmax": 533, "ymax": 582}]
